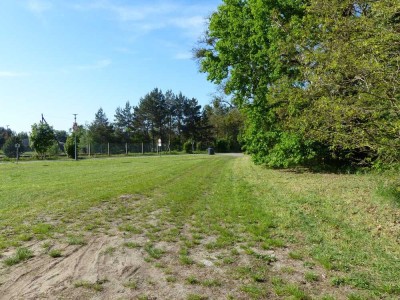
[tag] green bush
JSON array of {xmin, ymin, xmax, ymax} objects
[
  {"xmin": 216, "ymin": 139, "xmax": 229, "ymax": 153},
  {"xmin": 47, "ymin": 142, "xmax": 61, "ymax": 157},
  {"xmin": 196, "ymin": 141, "xmax": 205, "ymax": 151},
  {"xmin": 2, "ymin": 136, "xmax": 24, "ymax": 158},
  {"xmin": 183, "ymin": 141, "xmax": 193, "ymax": 154},
  {"xmin": 65, "ymin": 134, "xmax": 79, "ymax": 158}
]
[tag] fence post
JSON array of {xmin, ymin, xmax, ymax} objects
[
  {"xmin": 142, "ymin": 142, "xmax": 144, "ymax": 155},
  {"xmin": 108, "ymin": 143, "xmax": 110, "ymax": 156},
  {"xmin": 126, "ymin": 143, "xmax": 128, "ymax": 155}
]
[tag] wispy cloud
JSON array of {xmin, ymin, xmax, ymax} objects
[
  {"xmin": 0, "ymin": 71, "xmax": 30, "ymax": 78},
  {"xmin": 71, "ymin": 1, "xmax": 213, "ymax": 40},
  {"xmin": 26, "ymin": 0, "xmax": 53, "ymax": 14},
  {"xmin": 76, "ymin": 59, "xmax": 112, "ymax": 70},
  {"xmin": 72, "ymin": 1, "xmax": 178, "ymax": 21},
  {"xmin": 169, "ymin": 15, "xmax": 206, "ymax": 39}
]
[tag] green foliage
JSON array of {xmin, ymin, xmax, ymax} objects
[
  {"xmin": 48, "ymin": 249, "xmax": 62, "ymax": 258},
  {"xmin": 203, "ymin": 98, "xmax": 244, "ymax": 152},
  {"xmin": 88, "ymin": 108, "xmax": 114, "ymax": 145},
  {"xmin": 65, "ymin": 134, "xmax": 79, "ymax": 159},
  {"xmin": 0, "ymin": 127, "xmax": 13, "ymax": 149},
  {"xmin": 196, "ymin": 141, "xmax": 205, "ymax": 151},
  {"xmin": 4, "ymin": 247, "xmax": 34, "ymax": 266},
  {"xmin": 54, "ymin": 130, "xmax": 68, "ymax": 143},
  {"xmin": 216, "ymin": 139, "xmax": 229, "ymax": 153},
  {"xmin": 30, "ymin": 122, "xmax": 56, "ymax": 159},
  {"xmin": 47, "ymin": 142, "xmax": 61, "ymax": 157},
  {"xmin": 294, "ymin": 0, "xmax": 400, "ymax": 166},
  {"xmin": 114, "ymin": 101, "xmax": 134, "ymax": 143},
  {"xmin": 133, "ymin": 89, "xmax": 205, "ymax": 148},
  {"xmin": 197, "ymin": 0, "xmax": 400, "ymax": 168},
  {"xmin": 2, "ymin": 136, "xmax": 24, "ymax": 158},
  {"xmin": 183, "ymin": 141, "xmax": 193, "ymax": 154}
]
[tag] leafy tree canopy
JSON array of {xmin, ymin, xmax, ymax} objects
[
  {"xmin": 30, "ymin": 122, "xmax": 56, "ymax": 159},
  {"xmin": 196, "ymin": 0, "xmax": 400, "ymax": 167},
  {"xmin": 2, "ymin": 136, "xmax": 24, "ymax": 158}
]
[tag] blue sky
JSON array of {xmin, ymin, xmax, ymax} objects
[{"xmin": 0, "ymin": 0, "xmax": 221, "ymax": 133}]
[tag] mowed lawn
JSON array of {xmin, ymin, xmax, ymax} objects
[{"xmin": 0, "ymin": 155, "xmax": 399, "ymax": 299}]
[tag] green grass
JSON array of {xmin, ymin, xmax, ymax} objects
[
  {"xmin": 123, "ymin": 280, "xmax": 138, "ymax": 289},
  {"xmin": 118, "ymin": 223, "xmax": 143, "ymax": 234},
  {"xmin": 304, "ymin": 271, "xmax": 319, "ymax": 282},
  {"xmin": 1, "ymin": 155, "xmax": 399, "ymax": 298},
  {"xmin": 187, "ymin": 294, "xmax": 208, "ymax": 300},
  {"xmin": 186, "ymin": 275, "xmax": 200, "ymax": 285},
  {"xmin": 4, "ymin": 247, "xmax": 34, "ymax": 266},
  {"xmin": 48, "ymin": 249, "xmax": 62, "ymax": 258},
  {"xmin": 144, "ymin": 243, "xmax": 164, "ymax": 259},
  {"xmin": 74, "ymin": 279, "xmax": 106, "ymax": 291},
  {"xmin": 123, "ymin": 241, "xmax": 141, "ymax": 249},
  {"xmin": 67, "ymin": 235, "xmax": 86, "ymax": 246}
]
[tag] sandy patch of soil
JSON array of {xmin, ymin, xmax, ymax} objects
[{"xmin": 0, "ymin": 193, "xmax": 362, "ymax": 300}]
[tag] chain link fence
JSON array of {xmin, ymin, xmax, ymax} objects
[{"xmin": 80, "ymin": 143, "xmax": 177, "ymax": 156}]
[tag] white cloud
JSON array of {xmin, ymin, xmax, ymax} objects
[
  {"xmin": 0, "ymin": 71, "xmax": 29, "ymax": 78},
  {"xmin": 26, "ymin": 0, "xmax": 53, "ymax": 14},
  {"xmin": 174, "ymin": 52, "xmax": 192, "ymax": 60},
  {"xmin": 71, "ymin": 1, "xmax": 212, "ymax": 39},
  {"xmin": 169, "ymin": 15, "xmax": 206, "ymax": 39},
  {"xmin": 72, "ymin": 1, "xmax": 177, "ymax": 21},
  {"xmin": 170, "ymin": 16, "xmax": 205, "ymax": 29}
]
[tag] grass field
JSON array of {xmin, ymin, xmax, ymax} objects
[{"xmin": 0, "ymin": 155, "xmax": 399, "ymax": 299}]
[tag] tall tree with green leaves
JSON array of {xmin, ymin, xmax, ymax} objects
[
  {"xmin": 2, "ymin": 136, "xmax": 24, "ymax": 158},
  {"xmin": 0, "ymin": 127, "xmax": 13, "ymax": 150},
  {"xmin": 196, "ymin": 0, "xmax": 400, "ymax": 167},
  {"xmin": 292, "ymin": 0, "xmax": 400, "ymax": 165},
  {"xmin": 182, "ymin": 97, "xmax": 202, "ymax": 142},
  {"xmin": 114, "ymin": 101, "xmax": 134, "ymax": 143},
  {"xmin": 195, "ymin": 0, "xmax": 310, "ymax": 167},
  {"xmin": 203, "ymin": 98, "xmax": 244, "ymax": 152},
  {"xmin": 30, "ymin": 122, "xmax": 57, "ymax": 159},
  {"xmin": 134, "ymin": 88, "xmax": 169, "ymax": 147},
  {"xmin": 89, "ymin": 108, "xmax": 114, "ymax": 145}
]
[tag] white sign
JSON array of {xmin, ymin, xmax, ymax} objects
[{"xmin": 158, "ymin": 139, "xmax": 162, "ymax": 147}]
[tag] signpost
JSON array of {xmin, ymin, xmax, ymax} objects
[
  {"xmin": 158, "ymin": 139, "xmax": 162, "ymax": 156},
  {"xmin": 73, "ymin": 114, "xmax": 78, "ymax": 161},
  {"xmin": 15, "ymin": 143, "xmax": 20, "ymax": 164}
]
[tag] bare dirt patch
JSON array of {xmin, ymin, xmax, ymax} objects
[{"xmin": 0, "ymin": 192, "xmax": 363, "ymax": 300}]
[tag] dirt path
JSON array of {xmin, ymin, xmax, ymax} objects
[
  {"xmin": 0, "ymin": 189, "xmax": 358, "ymax": 300},
  {"xmin": 0, "ymin": 233, "xmax": 193, "ymax": 300},
  {"xmin": 216, "ymin": 153, "xmax": 244, "ymax": 157}
]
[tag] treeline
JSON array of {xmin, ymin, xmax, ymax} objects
[
  {"xmin": 196, "ymin": 0, "xmax": 399, "ymax": 168},
  {"xmin": 1, "ymin": 88, "xmax": 244, "ymax": 159},
  {"xmin": 77, "ymin": 88, "xmax": 243, "ymax": 154}
]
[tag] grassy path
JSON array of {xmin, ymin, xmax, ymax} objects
[{"xmin": 0, "ymin": 155, "xmax": 399, "ymax": 299}]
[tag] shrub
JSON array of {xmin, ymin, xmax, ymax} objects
[
  {"xmin": 47, "ymin": 142, "xmax": 61, "ymax": 157},
  {"xmin": 216, "ymin": 139, "xmax": 229, "ymax": 153},
  {"xmin": 2, "ymin": 136, "xmax": 25, "ymax": 158},
  {"xmin": 184, "ymin": 141, "xmax": 193, "ymax": 154},
  {"xmin": 196, "ymin": 141, "xmax": 205, "ymax": 151},
  {"xmin": 65, "ymin": 134, "xmax": 79, "ymax": 158}
]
